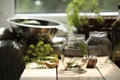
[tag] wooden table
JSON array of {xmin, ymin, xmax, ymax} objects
[
  {"xmin": 57, "ymin": 57, "xmax": 120, "ymax": 80},
  {"xmin": 20, "ymin": 57, "xmax": 120, "ymax": 80},
  {"xmin": 20, "ymin": 68, "xmax": 56, "ymax": 80}
]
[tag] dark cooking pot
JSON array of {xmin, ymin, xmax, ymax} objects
[{"xmin": 7, "ymin": 17, "xmax": 66, "ymax": 44}]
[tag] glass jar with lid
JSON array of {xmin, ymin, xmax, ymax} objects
[
  {"xmin": 87, "ymin": 31, "xmax": 111, "ymax": 57},
  {"xmin": 62, "ymin": 34, "xmax": 88, "ymax": 57},
  {"xmin": 61, "ymin": 34, "xmax": 88, "ymax": 71}
]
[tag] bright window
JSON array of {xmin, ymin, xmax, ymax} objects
[
  {"xmin": 15, "ymin": 0, "xmax": 120, "ymax": 14},
  {"xmin": 15, "ymin": 0, "xmax": 72, "ymax": 13}
]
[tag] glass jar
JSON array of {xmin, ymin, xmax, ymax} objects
[
  {"xmin": 62, "ymin": 34, "xmax": 88, "ymax": 57},
  {"xmin": 61, "ymin": 34, "xmax": 88, "ymax": 72},
  {"xmin": 87, "ymin": 31, "xmax": 111, "ymax": 57}
]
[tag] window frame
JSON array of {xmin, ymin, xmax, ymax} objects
[
  {"xmin": 14, "ymin": 0, "xmax": 118, "ymax": 23},
  {"xmin": 14, "ymin": 12, "xmax": 118, "ymax": 24}
]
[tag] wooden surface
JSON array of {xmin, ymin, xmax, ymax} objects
[
  {"xmin": 58, "ymin": 56, "xmax": 120, "ymax": 80},
  {"xmin": 96, "ymin": 57, "xmax": 120, "ymax": 80},
  {"xmin": 58, "ymin": 68, "xmax": 104, "ymax": 80},
  {"xmin": 20, "ymin": 69, "xmax": 56, "ymax": 80},
  {"xmin": 20, "ymin": 56, "xmax": 120, "ymax": 80}
]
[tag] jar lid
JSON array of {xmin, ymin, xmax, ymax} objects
[
  {"xmin": 89, "ymin": 31, "xmax": 107, "ymax": 37},
  {"xmin": 67, "ymin": 34, "xmax": 85, "ymax": 40}
]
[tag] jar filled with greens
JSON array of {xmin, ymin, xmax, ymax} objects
[
  {"xmin": 61, "ymin": 34, "xmax": 88, "ymax": 71},
  {"xmin": 62, "ymin": 34, "xmax": 88, "ymax": 57}
]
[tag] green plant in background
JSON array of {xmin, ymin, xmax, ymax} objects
[
  {"xmin": 66, "ymin": 0, "xmax": 104, "ymax": 32},
  {"xmin": 24, "ymin": 40, "xmax": 57, "ymax": 63}
]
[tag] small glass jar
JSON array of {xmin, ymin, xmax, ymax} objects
[
  {"xmin": 62, "ymin": 34, "xmax": 88, "ymax": 57},
  {"xmin": 61, "ymin": 34, "xmax": 88, "ymax": 71},
  {"xmin": 87, "ymin": 31, "xmax": 111, "ymax": 57}
]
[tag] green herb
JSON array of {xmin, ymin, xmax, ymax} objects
[
  {"xmin": 21, "ymin": 20, "xmax": 41, "ymax": 25},
  {"xmin": 66, "ymin": 0, "xmax": 104, "ymax": 32},
  {"xmin": 78, "ymin": 42, "xmax": 88, "ymax": 55},
  {"xmin": 68, "ymin": 41, "xmax": 88, "ymax": 55},
  {"xmin": 24, "ymin": 40, "xmax": 57, "ymax": 63},
  {"xmin": 67, "ymin": 62, "xmax": 75, "ymax": 68}
]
